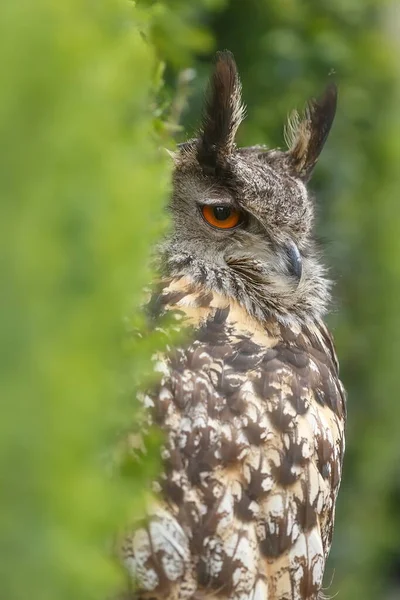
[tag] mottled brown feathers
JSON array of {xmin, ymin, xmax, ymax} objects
[
  {"xmin": 120, "ymin": 281, "xmax": 346, "ymax": 600},
  {"xmin": 118, "ymin": 51, "xmax": 344, "ymax": 600}
]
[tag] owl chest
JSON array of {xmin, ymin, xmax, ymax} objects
[
  {"xmin": 131, "ymin": 304, "xmax": 346, "ymax": 600},
  {"xmin": 155, "ymin": 329, "xmax": 343, "ymax": 531}
]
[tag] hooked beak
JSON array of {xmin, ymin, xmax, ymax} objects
[{"xmin": 284, "ymin": 240, "xmax": 303, "ymax": 282}]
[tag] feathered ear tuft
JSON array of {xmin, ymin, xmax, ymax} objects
[
  {"xmin": 197, "ymin": 50, "xmax": 245, "ymax": 169},
  {"xmin": 284, "ymin": 83, "xmax": 337, "ymax": 181}
]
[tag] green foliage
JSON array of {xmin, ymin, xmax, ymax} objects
[
  {"xmin": 2, "ymin": 1, "xmax": 400, "ymax": 599},
  {"xmin": 0, "ymin": 1, "xmax": 170, "ymax": 598},
  {"xmin": 136, "ymin": 0, "xmax": 226, "ymax": 67}
]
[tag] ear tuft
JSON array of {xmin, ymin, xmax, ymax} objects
[
  {"xmin": 285, "ymin": 83, "xmax": 337, "ymax": 181},
  {"xmin": 198, "ymin": 50, "xmax": 245, "ymax": 168}
]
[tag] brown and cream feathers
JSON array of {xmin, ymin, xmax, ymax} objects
[{"xmin": 119, "ymin": 51, "xmax": 345, "ymax": 600}]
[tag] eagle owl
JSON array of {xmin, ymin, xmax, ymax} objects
[{"xmin": 120, "ymin": 51, "xmax": 346, "ymax": 600}]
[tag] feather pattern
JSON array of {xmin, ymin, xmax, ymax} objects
[
  {"xmin": 120, "ymin": 279, "xmax": 346, "ymax": 600},
  {"xmin": 285, "ymin": 84, "xmax": 337, "ymax": 181},
  {"xmin": 198, "ymin": 50, "xmax": 246, "ymax": 168},
  {"xmin": 119, "ymin": 50, "xmax": 343, "ymax": 600}
]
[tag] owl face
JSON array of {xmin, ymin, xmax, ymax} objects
[
  {"xmin": 165, "ymin": 52, "xmax": 337, "ymax": 322},
  {"xmin": 171, "ymin": 146, "xmax": 311, "ymax": 283}
]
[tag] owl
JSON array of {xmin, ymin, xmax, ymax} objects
[{"xmin": 120, "ymin": 51, "xmax": 346, "ymax": 600}]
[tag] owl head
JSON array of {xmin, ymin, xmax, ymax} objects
[{"xmin": 164, "ymin": 51, "xmax": 337, "ymax": 324}]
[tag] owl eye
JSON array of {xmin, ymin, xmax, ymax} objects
[{"xmin": 201, "ymin": 205, "xmax": 241, "ymax": 229}]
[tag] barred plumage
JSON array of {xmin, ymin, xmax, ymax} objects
[{"xmin": 119, "ymin": 51, "xmax": 345, "ymax": 600}]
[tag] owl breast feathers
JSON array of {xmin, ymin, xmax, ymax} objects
[
  {"xmin": 120, "ymin": 280, "xmax": 345, "ymax": 600},
  {"xmin": 119, "ymin": 51, "xmax": 346, "ymax": 600}
]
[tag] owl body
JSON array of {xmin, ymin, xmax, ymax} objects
[
  {"xmin": 120, "ymin": 52, "xmax": 346, "ymax": 600},
  {"xmin": 122, "ymin": 279, "xmax": 345, "ymax": 600}
]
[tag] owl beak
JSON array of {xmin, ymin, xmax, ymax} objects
[{"xmin": 284, "ymin": 240, "xmax": 303, "ymax": 282}]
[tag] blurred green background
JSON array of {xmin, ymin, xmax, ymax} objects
[{"xmin": 1, "ymin": 0, "xmax": 400, "ymax": 599}]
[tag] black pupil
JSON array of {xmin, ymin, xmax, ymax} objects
[{"xmin": 213, "ymin": 206, "xmax": 232, "ymax": 221}]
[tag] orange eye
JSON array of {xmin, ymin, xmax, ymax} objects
[{"xmin": 201, "ymin": 205, "xmax": 241, "ymax": 229}]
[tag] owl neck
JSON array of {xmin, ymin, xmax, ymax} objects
[{"xmin": 162, "ymin": 242, "xmax": 331, "ymax": 328}]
